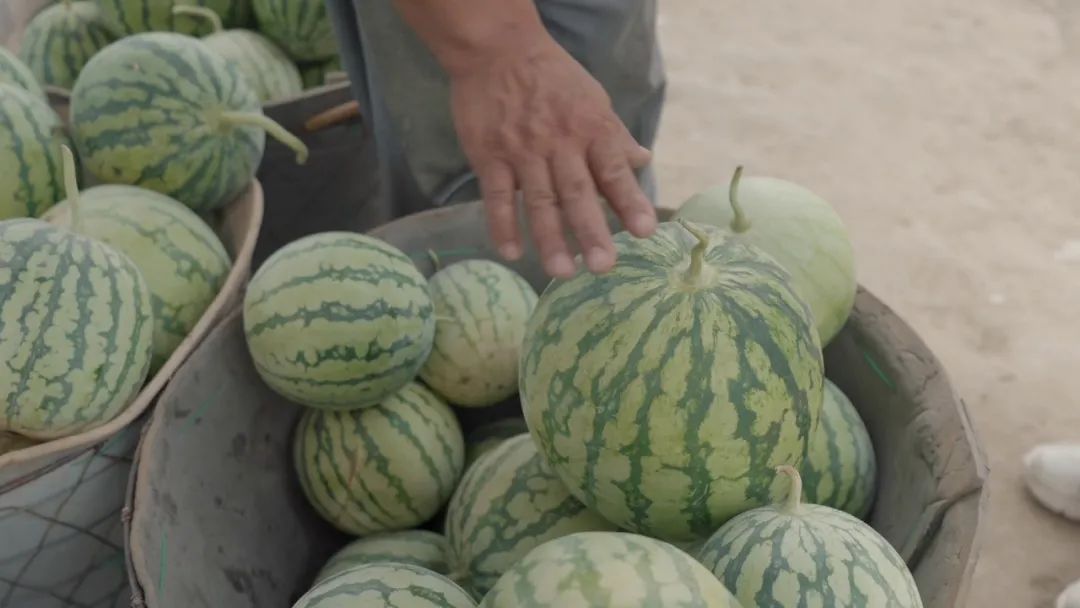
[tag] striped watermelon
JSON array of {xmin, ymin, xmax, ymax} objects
[
  {"xmin": 18, "ymin": 0, "xmax": 114, "ymax": 90},
  {"xmin": 171, "ymin": 5, "xmax": 302, "ymax": 103},
  {"xmin": 43, "ymin": 184, "xmax": 231, "ymax": 374},
  {"xmin": 294, "ymin": 562, "xmax": 476, "ymax": 608},
  {"xmin": 698, "ymin": 465, "xmax": 922, "ymax": 608},
  {"xmin": 252, "ymin": 0, "xmax": 337, "ymax": 61},
  {"xmin": 293, "ymin": 382, "xmax": 465, "ymax": 535},
  {"xmin": 70, "ymin": 32, "xmax": 308, "ymax": 213},
  {"xmin": 0, "ymin": 45, "xmax": 47, "ymax": 100},
  {"xmin": 445, "ymin": 434, "xmax": 617, "ymax": 598},
  {"xmin": 0, "ymin": 145, "xmax": 154, "ymax": 440},
  {"xmin": 314, "ymin": 530, "xmax": 451, "ymax": 586},
  {"xmin": 420, "ymin": 260, "xmax": 538, "ymax": 408},
  {"xmin": 479, "ymin": 531, "xmax": 741, "ymax": 607},
  {"xmin": 463, "ymin": 417, "xmax": 529, "ymax": 468},
  {"xmin": 298, "ymin": 55, "xmax": 341, "ymax": 89},
  {"xmin": 520, "ymin": 220, "xmax": 824, "ymax": 542},
  {"xmin": 801, "ymin": 379, "xmax": 877, "ymax": 519},
  {"xmin": 244, "ymin": 232, "xmax": 434, "ymax": 409},
  {"xmin": 674, "ymin": 166, "xmax": 857, "ymax": 345},
  {"xmin": 0, "ymin": 83, "xmax": 69, "ymax": 220},
  {"xmin": 94, "ymin": 0, "xmax": 252, "ymax": 36}
]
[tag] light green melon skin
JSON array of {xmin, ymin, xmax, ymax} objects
[
  {"xmin": 244, "ymin": 231, "xmax": 435, "ymax": 409},
  {"xmin": 18, "ymin": 0, "xmax": 115, "ymax": 90},
  {"xmin": 801, "ymin": 379, "xmax": 877, "ymax": 519},
  {"xmin": 203, "ymin": 29, "xmax": 302, "ymax": 103},
  {"xmin": 313, "ymin": 530, "xmax": 451, "ymax": 586},
  {"xmin": 70, "ymin": 32, "xmax": 265, "ymax": 213},
  {"xmin": 0, "ymin": 84, "xmax": 69, "ymax": 220},
  {"xmin": 294, "ymin": 562, "xmax": 476, "ymax": 608},
  {"xmin": 420, "ymin": 260, "xmax": 538, "ymax": 408},
  {"xmin": 698, "ymin": 501, "xmax": 922, "ymax": 608},
  {"xmin": 463, "ymin": 417, "xmax": 529, "ymax": 468},
  {"xmin": 0, "ymin": 47, "xmax": 47, "ymax": 100},
  {"xmin": 43, "ymin": 184, "xmax": 231, "ymax": 374},
  {"xmin": 0, "ymin": 218, "xmax": 154, "ymax": 439},
  {"xmin": 445, "ymin": 434, "xmax": 618, "ymax": 598},
  {"xmin": 479, "ymin": 531, "xmax": 742, "ymax": 608},
  {"xmin": 293, "ymin": 382, "xmax": 465, "ymax": 536},
  {"xmin": 94, "ymin": 0, "xmax": 252, "ymax": 36},
  {"xmin": 674, "ymin": 175, "xmax": 856, "ymax": 345},
  {"xmin": 520, "ymin": 221, "xmax": 824, "ymax": 542},
  {"xmin": 252, "ymin": 0, "xmax": 337, "ymax": 61}
]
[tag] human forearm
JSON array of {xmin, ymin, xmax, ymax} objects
[{"xmin": 391, "ymin": 0, "xmax": 548, "ymax": 76}]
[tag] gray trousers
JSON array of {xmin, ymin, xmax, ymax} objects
[{"xmin": 325, "ymin": 0, "xmax": 666, "ymax": 218}]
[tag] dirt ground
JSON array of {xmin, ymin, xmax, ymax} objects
[{"xmin": 652, "ymin": 1, "xmax": 1080, "ymax": 606}]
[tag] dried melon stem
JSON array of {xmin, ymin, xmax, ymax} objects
[
  {"xmin": 775, "ymin": 464, "xmax": 804, "ymax": 513},
  {"xmin": 677, "ymin": 218, "xmax": 710, "ymax": 284},
  {"xmin": 60, "ymin": 144, "xmax": 83, "ymax": 233},
  {"xmin": 729, "ymin": 165, "xmax": 751, "ymax": 233},
  {"xmin": 219, "ymin": 111, "xmax": 310, "ymax": 164},
  {"xmin": 171, "ymin": 4, "xmax": 224, "ymax": 32}
]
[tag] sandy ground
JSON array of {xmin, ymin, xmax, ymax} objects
[{"xmin": 652, "ymin": 1, "xmax": 1080, "ymax": 606}]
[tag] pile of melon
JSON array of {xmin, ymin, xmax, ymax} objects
[
  {"xmin": 15, "ymin": 0, "xmax": 343, "ymax": 100},
  {"xmin": 0, "ymin": 25, "xmax": 310, "ymax": 452},
  {"xmin": 242, "ymin": 168, "xmax": 923, "ymax": 607}
]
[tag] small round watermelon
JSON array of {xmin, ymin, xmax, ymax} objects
[
  {"xmin": 70, "ymin": 32, "xmax": 308, "ymax": 213},
  {"xmin": 0, "ymin": 83, "xmax": 69, "ymax": 220},
  {"xmin": 0, "ymin": 46, "xmax": 47, "ymax": 100},
  {"xmin": 479, "ymin": 531, "xmax": 741, "ymax": 607},
  {"xmin": 0, "ymin": 146, "xmax": 154, "ymax": 440},
  {"xmin": 294, "ymin": 382, "xmax": 465, "ymax": 536},
  {"xmin": 674, "ymin": 166, "xmax": 857, "ymax": 345},
  {"xmin": 18, "ymin": 0, "xmax": 115, "ymax": 90},
  {"xmin": 314, "ymin": 530, "xmax": 451, "ymax": 586},
  {"xmin": 445, "ymin": 434, "xmax": 617, "ymax": 598},
  {"xmin": 801, "ymin": 378, "xmax": 877, "ymax": 519},
  {"xmin": 43, "ymin": 184, "xmax": 232, "ymax": 374},
  {"xmin": 420, "ymin": 260, "xmax": 538, "ymax": 408},
  {"xmin": 94, "ymin": 0, "xmax": 252, "ymax": 36},
  {"xmin": 698, "ymin": 465, "xmax": 923, "ymax": 608},
  {"xmin": 252, "ymin": 0, "xmax": 337, "ymax": 61},
  {"xmin": 520, "ymin": 220, "xmax": 824, "ymax": 542},
  {"xmin": 171, "ymin": 4, "xmax": 302, "ymax": 103},
  {"xmin": 294, "ymin": 562, "xmax": 476, "ymax": 608},
  {"xmin": 244, "ymin": 231, "xmax": 435, "ymax": 409},
  {"xmin": 463, "ymin": 417, "xmax": 529, "ymax": 468}
]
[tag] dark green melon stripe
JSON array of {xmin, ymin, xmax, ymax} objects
[
  {"xmin": 259, "ymin": 234, "xmax": 413, "ymax": 271},
  {"xmin": 342, "ymin": 408, "xmax": 424, "ymax": 522},
  {"xmin": 83, "ymin": 207, "xmax": 224, "ymax": 283},
  {"xmin": 380, "ymin": 396, "xmax": 454, "ymax": 498},
  {"xmin": 432, "ymin": 274, "xmax": 485, "ymax": 354},
  {"xmin": 248, "ymin": 298, "xmax": 428, "ymax": 336},
  {"xmin": 0, "ymin": 93, "xmax": 63, "ymax": 216},
  {"xmin": 302, "ymin": 578, "xmax": 462, "ymax": 606},
  {"xmin": 247, "ymin": 264, "xmax": 426, "ymax": 311}
]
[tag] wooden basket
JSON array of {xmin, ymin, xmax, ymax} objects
[{"xmin": 123, "ymin": 202, "xmax": 988, "ymax": 608}]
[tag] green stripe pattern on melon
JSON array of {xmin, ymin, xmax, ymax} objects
[
  {"xmin": 463, "ymin": 417, "xmax": 529, "ymax": 468},
  {"xmin": 0, "ymin": 47, "xmax": 47, "ymax": 100},
  {"xmin": 479, "ymin": 531, "xmax": 742, "ymax": 607},
  {"xmin": 294, "ymin": 382, "xmax": 465, "ymax": 536},
  {"xmin": 94, "ymin": 0, "xmax": 252, "ymax": 36},
  {"xmin": 520, "ymin": 220, "xmax": 824, "ymax": 542},
  {"xmin": 314, "ymin": 530, "xmax": 451, "ymax": 586},
  {"xmin": 801, "ymin": 379, "xmax": 877, "ymax": 519},
  {"xmin": 445, "ymin": 434, "xmax": 618, "ymax": 598},
  {"xmin": 172, "ymin": 5, "xmax": 302, "ymax": 103},
  {"xmin": 43, "ymin": 184, "xmax": 232, "ymax": 374},
  {"xmin": 0, "ymin": 84, "xmax": 68, "ymax": 220},
  {"xmin": 244, "ymin": 232, "xmax": 434, "ymax": 409},
  {"xmin": 0, "ymin": 147, "xmax": 154, "ymax": 439},
  {"xmin": 70, "ymin": 32, "xmax": 307, "ymax": 212},
  {"xmin": 698, "ymin": 466, "xmax": 922, "ymax": 608},
  {"xmin": 252, "ymin": 0, "xmax": 337, "ymax": 61},
  {"xmin": 18, "ymin": 0, "xmax": 115, "ymax": 90},
  {"xmin": 420, "ymin": 259, "xmax": 538, "ymax": 408},
  {"xmin": 294, "ymin": 562, "xmax": 476, "ymax": 608}
]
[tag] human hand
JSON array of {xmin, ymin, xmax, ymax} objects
[{"xmin": 447, "ymin": 36, "xmax": 658, "ymax": 278}]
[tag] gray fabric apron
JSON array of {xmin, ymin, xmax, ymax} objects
[{"xmin": 324, "ymin": 0, "xmax": 666, "ymax": 217}]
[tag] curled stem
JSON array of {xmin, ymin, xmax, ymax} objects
[
  {"xmin": 775, "ymin": 464, "xmax": 803, "ymax": 513},
  {"xmin": 427, "ymin": 249, "xmax": 442, "ymax": 271},
  {"xmin": 60, "ymin": 144, "xmax": 83, "ymax": 234},
  {"xmin": 171, "ymin": 4, "xmax": 224, "ymax": 32},
  {"xmin": 677, "ymin": 218, "xmax": 710, "ymax": 283},
  {"xmin": 729, "ymin": 165, "xmax": 751, "ymax": 233},
  {"xmin": 219, "ymin": 111, "xmax": 309, "ymax": 164}
]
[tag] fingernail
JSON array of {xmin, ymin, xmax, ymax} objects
[
  {"xmin": 548, "ymin": 253, "xmax": 576, "ymax": 278},
  {"xmin": 585, "ymin": 247, "xmax": 614, "ymax": 272},
  {"xmin": 499, "ymin": 243, "xmax": 522, "ymax": 260}
]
